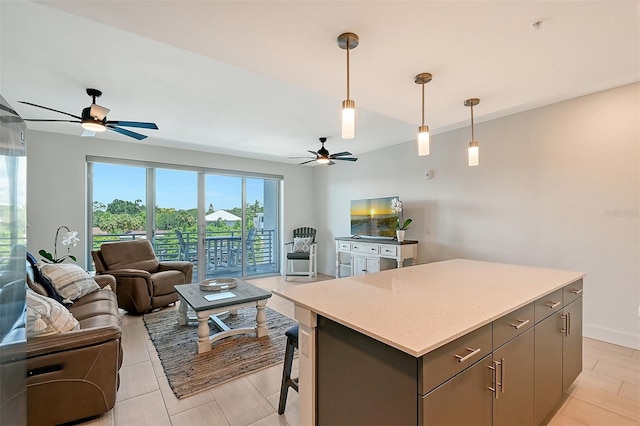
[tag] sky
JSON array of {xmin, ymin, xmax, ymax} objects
[{"xmin": 93, "ymin": 163, "xmax": 265, "ymax": 210}]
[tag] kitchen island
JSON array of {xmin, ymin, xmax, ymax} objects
[{"xmin": 273, "ymin": 259, "xmax": 585, "ymax": 425}]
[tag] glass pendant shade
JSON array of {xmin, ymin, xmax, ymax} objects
[
  {"xmin": 464, "ymin": 98, "xmax": 480, "ymax": 167},
  {"xmin": 418, "ymin": 125, "xmax": 430, "ymax": 156},
  {"xmin": 317, "ymin": 157, "xmax": 331, "ymax": 164},
  {"xmin": 81, "ymin": 120, "xmax": 106, "ymax": 132},
  {"xmin": 468, "ymin": 141, "xmax": 479, "ymax": 166},
  {"xmin": 341, "ymin": 99, "xmax": 355, "ymax": 139}
]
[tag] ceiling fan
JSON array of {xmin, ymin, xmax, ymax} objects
[
  {"xmin": 292, "ymin": 137, "xmax": 358, "ymax": 165},
  {"xmin": 18, "ymin": 88, "xmax": 158, "ymax": 140}
]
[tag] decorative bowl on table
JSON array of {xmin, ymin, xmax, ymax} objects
[{"xmin": 199, "ymin": 278, "xmax": 238, "ymax": 291}]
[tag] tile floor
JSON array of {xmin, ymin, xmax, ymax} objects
[{"xmin": 77, "ymin": 275, "xmax": 639, "ymax": 426}]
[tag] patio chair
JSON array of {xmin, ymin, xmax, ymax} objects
[
  {"xmin": 231, "ymin": 228, "xmax": 257, "ymax": 269},
  {"xmin": 285, "ymin": 227, "xmax": 317, "ymax": 280},
  {"xmin": 176, "ymin": 230, "xmax": 198, "ymax": 262}
]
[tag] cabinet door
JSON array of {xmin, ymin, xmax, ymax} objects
[
  {"xmin": 493, "ymin": 328, "xmax": 534, "ymax": 426},
  {"xmin": 366, "ymin": 256, "xmax": 380, "ymax": 273},
  {"xmin": 352, "ymin": 256, "xmax": 379, "ymax": 275},
  {"xmin": 563, "ymin": 297, "xmax": 583, "ymax": 394},
  {"xmin": 534, "ymin": 311, "xmax": 563, "ymax": 425},
  {"xmin": 351, "ymin": 255, "xmax": 366, "ymax": 276},
  {"xmin": 420, "ymin": 356, "xmax": 493, "ymax": 426}
]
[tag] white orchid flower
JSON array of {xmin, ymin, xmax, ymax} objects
[
  {"xmin": 391, "ymin": 198, "xmax": 403, "ymax": 213},
  {"xmin": 62, "ymin": 230, "xmax": 80, "ymax": 247}
]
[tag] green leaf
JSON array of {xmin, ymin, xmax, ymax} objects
[
  {"xmin": 68, "ymin": 255, "xmax": 77, "ymax": 262},
  {"xmin": 402, "ymin": 219, "xmax": 412, "ymax": 229},
  {"xmin": 39, "ymin": 250, "xmax": 54, "ymax": 262}
]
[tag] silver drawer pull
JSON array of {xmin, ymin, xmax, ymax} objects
[
  {"xmin": 455, "ymin": 347, "xmax": 481, "ymax": 363},
  {"xmin": 570, "ymin": 288, "xmax": 583, "ymax": 295},
  {"xmin": 545, "ymin": 301, "xmax": 561, "ymax": 309},
  {"xmin": 509, "ymin": 319, "xmax": 530, "ymax": 329}
]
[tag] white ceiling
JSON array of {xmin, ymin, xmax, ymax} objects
[{"xmin": 1, "ymin": 1, "xmax": 638, "ymax": 164}]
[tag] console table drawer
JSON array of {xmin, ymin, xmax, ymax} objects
[
  {"xmin": 380, "ymin": 245, "xmax": 397, "ymax": 256},
  {"xmin": 338, "ymin": 242, "xmax": 351, "ymax": 251},
  {"xmin": 352, "ymin": 243, "xmax": 379, "ymax": 254}
]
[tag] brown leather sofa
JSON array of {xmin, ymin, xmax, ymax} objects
[
  {"xmin": 92, "ymin": 239, "xmax": 193, "ymax": 314},
  {"xmin": 26, "ymin": 269, "xmax": 122, "ymax": 425}
]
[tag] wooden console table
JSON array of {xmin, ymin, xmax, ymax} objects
[{"xmin": 335, "ymin": 237, "xmax": 418, "ymax": 277}]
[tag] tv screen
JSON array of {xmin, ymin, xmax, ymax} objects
[{"xmin": 350, "ymin": 196, "xmax": 398, "ymax": 238}]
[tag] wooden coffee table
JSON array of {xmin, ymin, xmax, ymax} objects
[{"xmin": 175, "ymin": 280, "xmax": 272, "ymax": 354}]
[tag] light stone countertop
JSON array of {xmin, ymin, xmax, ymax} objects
[{"xmin": 273, "ymin": 259, "xmax": 585, "ymax": 357}]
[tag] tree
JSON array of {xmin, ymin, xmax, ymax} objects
[{"xmin": 106, "ymin": 199, "xmax": 144, "ymax": 215}]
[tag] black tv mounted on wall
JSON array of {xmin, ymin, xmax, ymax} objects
[{"xmin": 350, "ymin": 196, "xmax": 398, "ymax": 239}]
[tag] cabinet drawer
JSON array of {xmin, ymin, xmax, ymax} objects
[
  {"xmin": 493, "ymin": 302, "xmax": 534, "ymax": 348},
  {"xmin": 379, "ymin": 245, "xmax": 397, "ymax": 256},
  {"xmin": 563, "ymin": 279, "xmax": 583, "ymax": 305},
  {"xmin": 337, "ymin": 242, "xmax": 351, "ymax": 251},
  {"xmin": 534, "ymin": 289, "xmax": 563, "ymax": 323},
  {"xmin": 352, "ymin": 243, "xmax": 379, "ymax": 254},
  {"xmin": 419, "ymin": 323, "xmax": 492, "ymax": 395}
]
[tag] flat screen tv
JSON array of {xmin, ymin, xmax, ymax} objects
[{"xmin": 350, "ymin": 196, "xmax": 398, "ymax": 238}]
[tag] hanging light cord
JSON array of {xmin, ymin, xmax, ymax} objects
[{"xmin": 346, "ymin": 36, "xmax": 351, "ymax": 100}]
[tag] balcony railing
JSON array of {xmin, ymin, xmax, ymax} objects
[{"xmin": 91, "ymin": 229, "xmax": 277, "ymax": 277}]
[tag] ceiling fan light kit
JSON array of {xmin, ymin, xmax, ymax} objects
[
  {"xmin": 19, "ymin": 88, "xmax": 159, "ymax": 141},
  {"xmin": 338, "ymin": 32, "xmax": 359, "ymax": 140},
  {"xmin": 414, "ymin": 72, "xmax": 432, "ymax": 156},
  {"xmin": 292, "ymin": 137, "xmax": 358, "ymax": 166},
  {"xmin": 465, "ymin": 98, "xmax": 480, "ymax": 167}
]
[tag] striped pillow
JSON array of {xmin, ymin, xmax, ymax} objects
[
  {"xmin": 39, "ymin": 263, "xmax": 100, "ymax": 303},
  {"xmin": 26, "ymin": 289, "xmax": 79, "ymax": 338}
]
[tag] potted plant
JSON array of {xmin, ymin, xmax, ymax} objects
[{"xmin": 391, "ymin": 198, "xmax": 411, "ymax": 242}]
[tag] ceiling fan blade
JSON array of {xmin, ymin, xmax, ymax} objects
[
  {"xmin": 23, "ymin": 119, "xmax": 81, "ymax": 123},
  {"xmin": 330, "ymin": 151, "xmax": 353, "ymax": 157},
  {"xmin": 328, "ymin": 160, "xmax": 336, "ymax": 166},
  {"xmin": 332, "ymin": 157, "xmax": 358, "ymax": 161},
  {"xmin": 298, "ymin": 159, "xmax": 316, "ymax": 165},
  {"xmin": 89, "ymin": 104, "xmax": 110, "ymax": 120},
  {"xmin": 81, "ymin": 129, "xmax": 96, "ymax": 137},
  {"xmin": 107, "ymin": 125, "xmax": 148, "ymax": 140},
  {"xmin": 107, "ymin": 120, "xmax": 158, "ymax": 130},
  {"xmin": 289, "ymin": 156, "xmax": 316, "ymax": 159},
  {"xmin": 18, "ymin": 101, "xmax": 81, "ymax": 120}
]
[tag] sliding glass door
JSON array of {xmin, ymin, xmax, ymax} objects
[{"xmin": 88, "ymin": 159, "xmax": 281, "ymax": 281}]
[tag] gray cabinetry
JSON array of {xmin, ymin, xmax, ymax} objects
[
  {"xmin": 493, "ymin": 328, "xmax": 535, "ymax": 425},
  {"xmin": 534, "ymin": 311, "xmax": 563, "ymax": 424},
  {"xmin": 563, "ymin": 298, "xmax": 583, "ymax": 394},
  {"xmin": 315, "ymin": 280, "xmax": 583, "ymax": 425},
  {"xmin": 420, "ymin": 356, "xmax": 493, "ymax": 426}
]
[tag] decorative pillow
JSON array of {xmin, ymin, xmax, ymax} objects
[
  {"xmin": 293, "ymin": 237, "xmax": 312, "ymax": 253},
  {"xmin": 26, "ymin": 289, "xmax": 80, "ymax": 338},
  {"xmin": 26, "ymin": 252, "xmax": 66, "ymax": 304},
  {"xmin": 39, "ymin": 263, "xmax": 100, "ymax": 303}
]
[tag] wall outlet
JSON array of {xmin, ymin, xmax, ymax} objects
[{"xmin": 425, "ymin": 170, "xmax": 434, "ymax": 180}]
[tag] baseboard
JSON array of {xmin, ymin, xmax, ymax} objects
[{"xmin": 583, "ymin": 323, "xmax": 640, "ymax": 350}]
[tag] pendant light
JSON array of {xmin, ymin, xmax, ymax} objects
[
  {"xmin": 414, "ymin": 73, "xmax": 432, "ymax": 156},
  {"xmin": 337, "ymin": 32, "xmax": 359, "ymax": 139},
  {"xmin": 464, "ymin": 98, "xmax": 480, "ymax": 166}
]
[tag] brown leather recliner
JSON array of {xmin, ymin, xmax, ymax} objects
[
  {"xmin": 25, "ymin": 270, "xmax": 122, "ymax": 426},
  {"xmin": 92, "ymin": 239, "xmax": 193, "ymax": 314}
]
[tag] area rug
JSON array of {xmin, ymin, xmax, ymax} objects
[{"xmin": 143, "ymin": 306, "xmax": 297, "ymax": 399}]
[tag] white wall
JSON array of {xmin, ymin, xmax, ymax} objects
[
  {"xmin": 26, "ymin": 130, "xmax": 315, "ymax": 269},
  {"xmin": 314, "ymin": 83, "xmax": 640, "ymax": 349}
]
